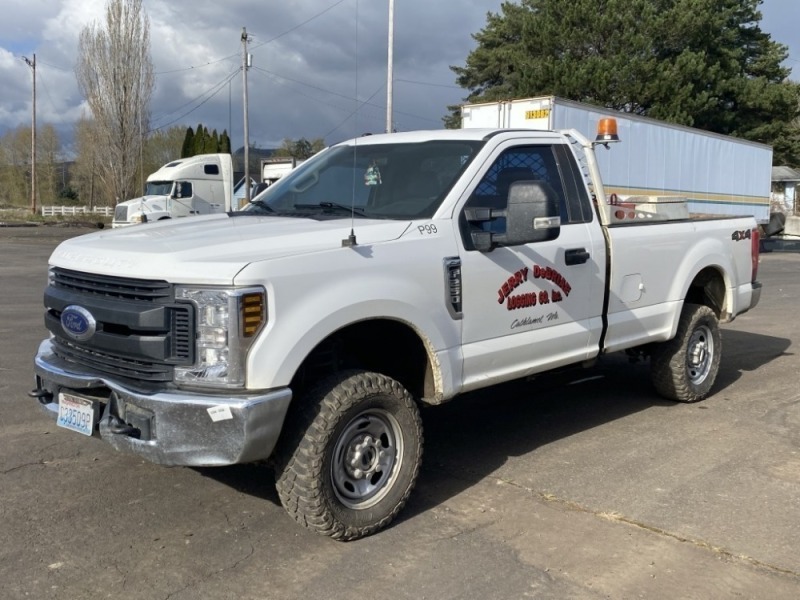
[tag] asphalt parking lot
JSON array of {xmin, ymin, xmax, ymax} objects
[{"xmin": 1, "ymin": 224, "xmax": 799, "ymax": 599}]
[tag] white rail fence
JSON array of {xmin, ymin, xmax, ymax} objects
[{"xmin": 40, "ymin": 206, "xmax": 114, "ymax": 217}]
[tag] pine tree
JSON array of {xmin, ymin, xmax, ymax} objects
[
  {"xmin": 207, "ymin": 129, "xmax": 219, "ymax": 153},
  {"xmin": 448, "ymin": 0, "xmax": 800, "ymax": 165},
  {"xmin": 219, "ymin": 130, "xmax": 231, "ymax": 154},
  {"xmin": 181, "ymin": 127, "xmax": 194, "ymax": 158},
  {"xmin": 193, "ymin": 125, "xmax": 207, "ymax": 156}
]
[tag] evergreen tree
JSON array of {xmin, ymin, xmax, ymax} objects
[
  {"xmin": 208, "ymin": 129, "xmax": 220, "ymax": 153},
  {"xmin": 448, "ymin": 0, "xmax": 800, "ymax": 165},
  {"xmin": 219, "ymin": 130, "xmax": 231, "ymax": 154},
  {"xmin": 181, "ymin": 127, "xmax": 194, "ymax": 158},
  {"xmin": 192, "ymin": 123, "xmax": 205, "ymax": 156}
]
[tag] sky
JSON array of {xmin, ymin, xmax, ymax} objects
[{"xmin": 0, "ymin": 0, "xmax": 798, "ymax": 155}]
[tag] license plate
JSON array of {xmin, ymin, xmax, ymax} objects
[{"xmin": 57, "ymin": 393, "xmax": 97, "ymax": 436}]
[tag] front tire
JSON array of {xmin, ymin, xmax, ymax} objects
[
  {"xmin": 651, "ymin": 303, "xmax": 721, "ymax": 402},
  {"xmin": 274, "ymin": 370, "xmax": 423, "ymax": 541}
]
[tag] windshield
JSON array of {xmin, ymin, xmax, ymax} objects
[
  {"xmin": 145, "ymin": 181, "xmax": 174, "ymax": 196},
  {"xmin": 244, "ymin": 140, "xmax": 484, "ymax": 219}
]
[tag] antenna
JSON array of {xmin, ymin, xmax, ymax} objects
[
  {"xmin": 386, "ymin": 0, "xmax": 395, "ymax": 133},
  {"xmin": 342, "ymin": 0, "xmax": 360, "ymax": 248},
  {"xmin": 241, "ymin": 27, "xmax": 252, "ymax": 206}
]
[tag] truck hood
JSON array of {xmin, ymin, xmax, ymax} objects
[
  {"xmin": 50, "ymin": 213, "xmax": 412, "ymax": 283},
  {"xmin": 117, "ymin": 195, "xmax": 170, "ymax": 212}
]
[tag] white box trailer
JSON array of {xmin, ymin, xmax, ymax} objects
[
  {"xmin": 461, "ymin": 96, "xmax": 772, "ymax": 223},
  {"xmin": 261, "ymin": 157, "xmax": 303, "ymax": 186}
]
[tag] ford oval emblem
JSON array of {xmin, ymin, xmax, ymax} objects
[{"xmin": 61, "ymin": 305, "xmax": 97, "ymax": 342}]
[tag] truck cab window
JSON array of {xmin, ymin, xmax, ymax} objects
[
  {"xmin": 248, "ymin": 140, "xmax": 484, "ymax": 220},
  {"xmin": 461, "ymin": 145, "xmax": 570, "ymax": 245},
  {"xmin": 176, "ymin": 182, "xmax": 193, "ymax": 198}
]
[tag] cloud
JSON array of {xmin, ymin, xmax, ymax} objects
[{"xmin": 2, "ymin": 0, "xmax": 794, "ymax": 156}]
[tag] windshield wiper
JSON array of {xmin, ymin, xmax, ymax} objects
[
  {"xmin": 295, "ymin": 202, "xmax": 367, "ymax": 216},
  {"xmin": 247, "ymin": 199, "xmax": 275, "ymax": 213}
]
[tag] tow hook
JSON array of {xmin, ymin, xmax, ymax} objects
[
  {"xmin": 28, "ymin": 388, "xmax": 54, "ymax": 405},
  {"xmin": 106, "ymin": 415, "xmax": 141, "ymax": 439}
]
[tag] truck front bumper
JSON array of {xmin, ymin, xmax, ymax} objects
[{"xmin": 32, "ymin": 339, "xmax": 292, "ymax": 467}]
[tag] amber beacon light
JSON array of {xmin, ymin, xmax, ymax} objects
[{"xmin": 595, "ymin": 118, "xmax": 620, "ymax": 144}]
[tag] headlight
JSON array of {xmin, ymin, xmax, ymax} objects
[
  {"xmin": 174, "ymin": 286, "xmax": 266, "ymax": 388},
  {"xmin": 130, "ymin": 214, "xmax": 144, "ymax": 224}
]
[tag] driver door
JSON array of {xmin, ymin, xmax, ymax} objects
[{"xmin": 458, "ymin": 142, "xmax": 606, "ymax": 392}]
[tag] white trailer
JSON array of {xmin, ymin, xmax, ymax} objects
[
  {"xmin": 461, "ymin": 96, "xmax": 772, "ymax": 223},
  {"xmin": 261, "ymin": 157, "xmax": 303, "ymax": 186}
]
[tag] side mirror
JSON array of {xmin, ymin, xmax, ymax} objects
[
  {"xmin": 503, "ymin": 180, "xmax": 561, "ymax": 245},
  {"xmin": 467, "ymin": 181, "xmax": 561, "ymax": 251}
]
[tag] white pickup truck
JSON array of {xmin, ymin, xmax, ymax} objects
[{"xmin": 32, "ymin": 122, "xmax": 762, "ymax": 540}]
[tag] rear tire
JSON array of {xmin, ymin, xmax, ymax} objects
[
  {"xmin": 274, "ymin": 370, "xmax": 423, "ymax": 540},
  {"xmin": 651, "ymin": 303, "xmax": 721, "ymax": 403}
]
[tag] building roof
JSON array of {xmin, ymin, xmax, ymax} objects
[{"xmin": 772, "ymin": 166, "xmax": 800, "ymax": 182}]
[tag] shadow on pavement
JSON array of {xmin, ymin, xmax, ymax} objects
[
  {"xmin": 195, "ymin": 329, "xmax": 790, "ymax": 530},
  {"xmin": 716, "ymin": 329, "xmax": 792, "ymax": 391}
]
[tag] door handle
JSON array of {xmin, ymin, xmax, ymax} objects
[{"xmin": 565, "ymin": 248, "xmax": 590, "ymax": 265}]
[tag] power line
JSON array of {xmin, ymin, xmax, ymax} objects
[
  {"xmin": 152, "ymin": 66, "xmax": 239, "ymax": 123},
  {"xmin": 251, "ymin": 67, "xmax": 362, "ymax": 116},
  {"xmin": 149, "ymin": 68, "xmax": 240, "ymax": 132},
  {"xmin": 249, "ymin": 0, "xmax": 349, "ymax": 50},
  {"xmin": 152, "ymin": 1, "xmax": 348, "ymax": 76},
  {"xmin": 250, "ymin": 66, "xmax": 441, "ymax": 126},
  {"xmin": 323, "ymin": 84, "xmax": 386, "ymax": 140},
  {"xmin": 37, "ymin": 59, "xmax": 72, "ymax": 72},
  {"xmin": 395, "ymin": 78, "xmax": 462, "ymax": 90},
  {"xmin": 154, "ymin": 48, "xmax": 240, "ymax": 75}
]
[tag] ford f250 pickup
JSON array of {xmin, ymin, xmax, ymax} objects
[{"xmin": 31, "ymin": 118, "xmax": 762, "ymax": 540}]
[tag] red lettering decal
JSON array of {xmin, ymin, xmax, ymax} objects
[{"xmin": 498, "ymin": 290, "xmax": 505, "ymax": 304}]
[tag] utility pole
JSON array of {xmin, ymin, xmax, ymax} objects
[
  {"xmin": 241, "ymin": 27, "xmax": 251, "ymax": 205},
  {"xmin": 22, "ymin": 54, "xmax": 36, "ymax": 214},
  {"xmin": 386, "ymin": 0, "xmax": 395, "ymax": 133}
]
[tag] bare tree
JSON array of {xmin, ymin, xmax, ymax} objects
[
  {"xmin": 75, "ymin": 0, "xmax": 154, "ymax": 205},
  {"xmin": 143, "ymin": 126, "xmax": 188, "ymax": 177},
  {"xmin": 0, "ymin": 125, "xmax": 60, "ymax": 207},
  {"xmin": 72, "ymin": 117, "xmax": 109, "ymax": 209}
]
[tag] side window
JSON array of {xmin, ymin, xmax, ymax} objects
[
  {"xmin": 178, "ymin": 182, "xmax": 193, "ymax": 198},
  {"xmin": 465, "ymin": 145, "xmax": 568, "ymax": 216},
  {"xmin": 553, "ymin": 144, "xmax": 594, "ymax": 223},
  {"xmin": 461, "ymin": 146, "xmax": 569, "ymax": 243}
]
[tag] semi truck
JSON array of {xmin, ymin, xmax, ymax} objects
[
  {"xmin": 461, "ymin": 96, "xmax": 772, "ymax": 223},
  {"xmin": 32, "ymin": 115, "xmax": 762, "ymax": 541},
  {"xmin": 112, "ymin": 153, "xmax": 234, "ymax": 227}
]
